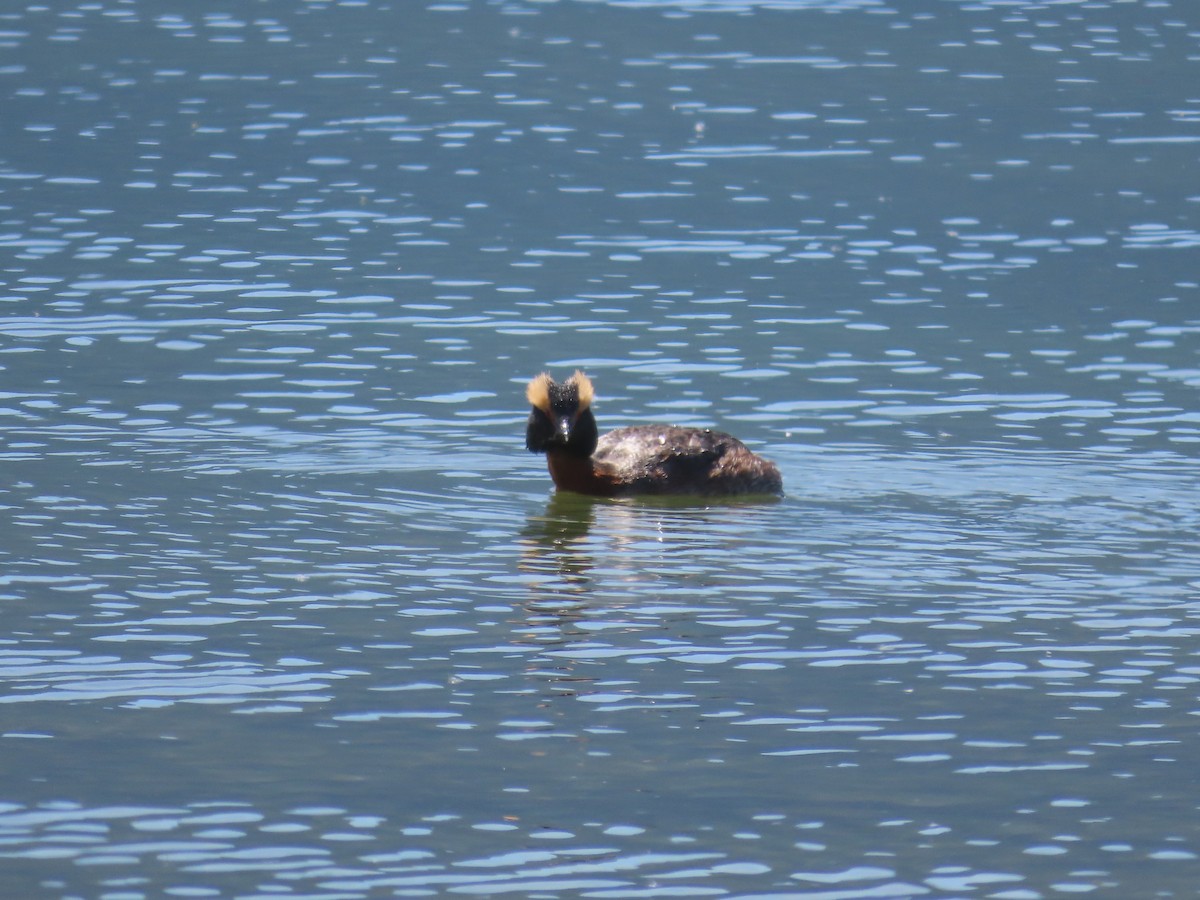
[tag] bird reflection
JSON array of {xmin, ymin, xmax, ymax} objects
[
  {"xmin": 519, "ymin": 492, "xmax": 599, "ymax": 584},
  {"xmin": 514, "ymin": 493, "xmax": 600, "ymax": 695},
  {"xmin": 514, "ymin": 492, "xmax": 782, "ymax": 701},
  {"xmin": 518, "ymin": 491, "xmax": 779, "ymax": 605}
]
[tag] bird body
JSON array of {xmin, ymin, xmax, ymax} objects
[{"xmin": 525, "ymin": 371, "xmax": 782, "ymax": 497}]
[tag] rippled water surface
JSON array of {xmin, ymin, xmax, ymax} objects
[{"xmin": 3, "ymin": 0, "xmax": 1200, "ymax": 896}]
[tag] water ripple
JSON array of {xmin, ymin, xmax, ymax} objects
[{"xmin": 4, "ymin": 0, "xmax": 1200, "ymax": 895}]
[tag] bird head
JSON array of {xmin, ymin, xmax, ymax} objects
[{"xmin": 525, "ymin": 370, "xmax": 598, "ymax": 457}]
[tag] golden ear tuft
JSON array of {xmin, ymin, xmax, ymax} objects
[
  {"xmin": 570, "ymin": 370, "xmax": 594, "ymax": 409},
  {"xmin": 526, "ymin": 372, "xmax": 552, "ymax": 414}
]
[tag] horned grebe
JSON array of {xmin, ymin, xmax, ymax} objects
[{"xmin": 524, "ymin": 370, "xmax": 783, "ymax": 497}]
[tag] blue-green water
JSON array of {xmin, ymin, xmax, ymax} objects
[{"xmin": 3, "ymin": 1, "xmax": 1200, "ymax": 897}]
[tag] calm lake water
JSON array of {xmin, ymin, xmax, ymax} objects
[{"xmin": 3, "ymin": 0, "xmax": 1200, "ymax": 897}]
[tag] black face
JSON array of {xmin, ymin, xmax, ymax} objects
[{"xmin": 526, "ymin": 380, "xmax": 599, "ymax": 457}]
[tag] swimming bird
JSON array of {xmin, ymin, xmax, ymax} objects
[{"xmin": 524, "ymin": 370, "xmax": 782, "ymax": 497}]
